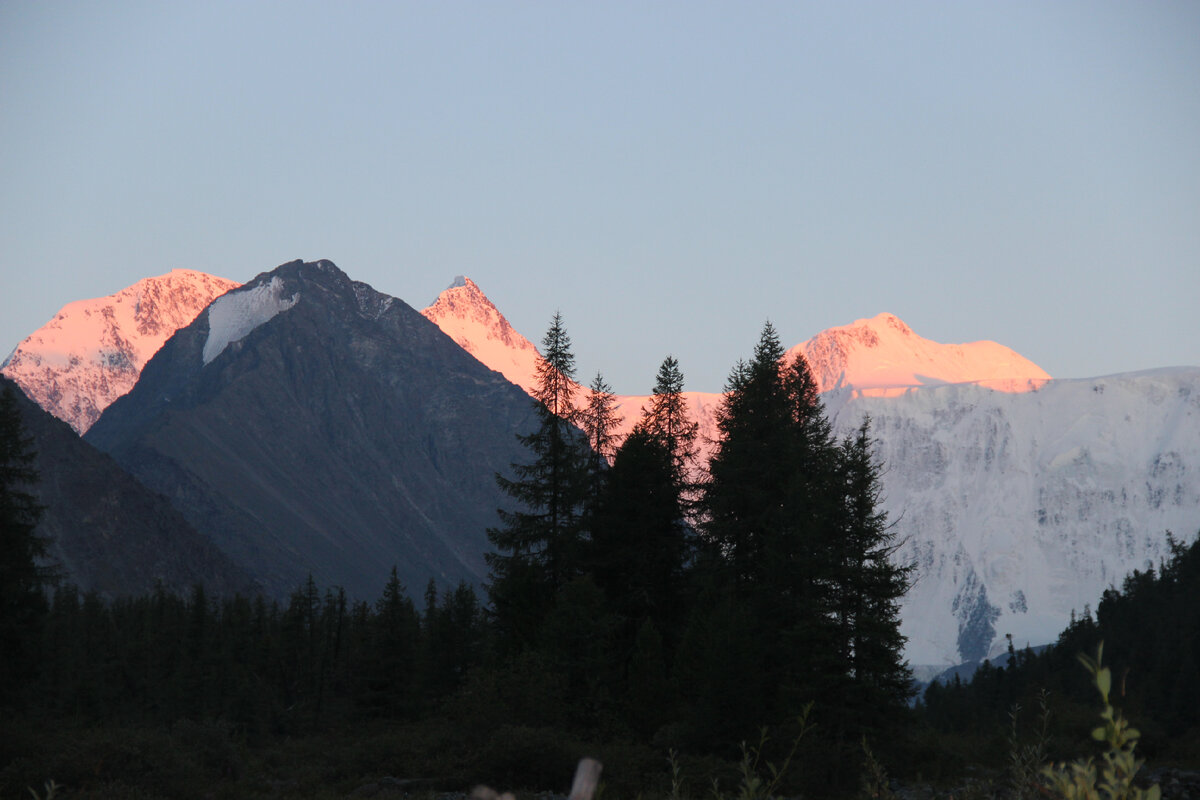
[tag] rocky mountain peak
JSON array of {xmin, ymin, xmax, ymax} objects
[
  {"xmin": 85, "ymin": 260, "xmax": 536, "ymax": 600},
  {"xmin": 1, "ymin": 269, "xmax": 239, "ymax": 433},
  {"xmin": 421, "ymin": 276, "xmax": 542, "ymax": 394}
]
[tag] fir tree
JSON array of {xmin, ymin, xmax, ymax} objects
[
  {"xmin": 697, "ymin": 323, "xmax": 910, "ymax": 762},
  {"xmin": 487, "ymin": 313, "xmax": 591, "ymax": 650},
  {"xmin": 580, "ymin": 371, "xmax": 622, "ymax": 516},
  {"xmin": 637, "ymin": 356, "xmax": 699, "ymax": 484},
  {"xmin": 833, "ymin": 419, "xmax": 912, "ymax": 721},
  {"xmin": 591, "ymin": 428, "xmax": 690, "ymax": 635},
  {"xmin": 0, "ymin": 382, "xmax": 52, "ymax": 708},
  {"xmin": 703, "ymin": 323, "xmax": 830, "ymax": 590},
  {"xmin": 368, "ymin": 567, "xmax": 420, "ymax": 716}
]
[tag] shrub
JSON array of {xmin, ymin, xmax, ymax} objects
[{"xmin": 1041, "ymin": 643, "xmax": 1161, "ymax": 800}]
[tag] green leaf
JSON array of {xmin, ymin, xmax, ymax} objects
[
  {"xmin": 1096, "ymin": 667, "xmax": 1112, "ymax": 701},
  {"xmin": 1092, "ymin": 726, "xmax": 1107, "ymax": 741}
]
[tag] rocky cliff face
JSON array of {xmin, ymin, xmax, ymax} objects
[
  {"xmin": 2, "ymin": 270, "xmax": 239, "ymax": 433},
  {"xmin": 86, "ymin": 260, "xmax": 537, "ymax": 600},
  {"xmin": 823, "ymin": 368, "xmax": 1200, "ymax": 666},
  {"xmin": 3, "ymin": 376, "xmax": 255, "ymax": 597}
]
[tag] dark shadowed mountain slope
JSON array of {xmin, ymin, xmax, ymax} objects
[
  {"xmin": 86, "ymin": 260, "xmax": 537, "ymax": 600},
  {"xmin": 3, "ymin": 376, "xmax": 255, "ymax": 597}
]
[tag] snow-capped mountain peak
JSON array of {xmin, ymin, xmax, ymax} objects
[
  {"xmin": 421, "ymin": 276, "xmax": 542, "ymax": 395},
  {"xmin": 794, "ymin": 312, "xmax": 1052, "ymax": 396},
  {"xmin": 1, "ymin": 269, "xmax": 240, "ymax": 432}
]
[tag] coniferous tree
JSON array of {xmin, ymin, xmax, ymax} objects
[
  {"xmin": 487, "ymin": 313, "xmax": 591, "ymax": 650},
  {"xmin": 368, "ymin": 567, "xmax": 420, "ymax": 716},
  {"xmin": 422, "ymin": 580, "xmax": 485, "ymax": 700},
  {"xmin": 580, "ymin": 371, "xmax": 622, "ymax": 517},
  {"xmin": 591, "ymin": 428, "xmax": 689, "ymax": 636},
  {"xmin": 637, "ymin": 356, "xmax": 699, "ymax": 485},
  {"xmin": 703, "ymin": 323, "xmax": 838, "ymax": 595},
  {"xmin": 832, "ymin": 419, "xmax": 913, "ymax": 732},
  {"xmin": 694, "ymin": 323, "xmax": 910, "ymax": 769},
  {"xmin": 0, "ymin": 382, "xmax": 52, "ymax": 708}
]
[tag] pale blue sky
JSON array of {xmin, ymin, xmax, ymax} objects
[{"xmin": 2, "ymin": 2, "xmax": 1198, "ymax": 394}]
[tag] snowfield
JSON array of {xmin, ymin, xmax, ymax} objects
[
  {"xmin": 203, "ymin": 277, "xmax": 299, "ymax": 365},
  {"xmin": 823, "ymin": 368, "xmax": 1200, "ymax": 666}
]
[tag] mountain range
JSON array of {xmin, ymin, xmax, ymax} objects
[
  {"xmin": 5, "ymin": 263, "xmax": 1198, "ymax": 669},
  {"xmin": 81, "ymin": 260, "xmax": 536, "ymax": 600},
  {"xmin": 424, "ymin": 275, "xmax": 1200, "ymax": 668}
]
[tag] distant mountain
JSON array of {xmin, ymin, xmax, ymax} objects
[
  {"xmin": 421, "ymin": 277, "xmax": 725, "ymax": 456},
  {"xmin": 421, "ymin": 276, "xmax": 543, "ymax": 396},
  {"xmin": 793, "ymin": 312, "xmax": 1051, "ymax": 396},
  {"xmin": 422, "ymin": 277, "xmax": 1200, "ymax": 668},
  {"xmin": 418, "ymin": 281, "xmax": 1052, "ymax": 461},
  {"xmin": 1, "ymin": 270, "xmax": 240, "ymax": 433},
  {"xmin": 85, "ymin": 260, "xmax": 537, "ymax": 600},
  {"xmin": 2, "ymin": 376, "xmax": 255, "ymax": 597}
]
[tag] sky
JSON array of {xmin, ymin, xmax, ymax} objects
[{"xmin": 2, "ymin": 2, "xmax": 1198, "ymax": 395}]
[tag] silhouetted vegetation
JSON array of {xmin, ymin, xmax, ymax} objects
[{"xmin": 918, "ymin": 531, "xmax": 1200, "ymax": 774}]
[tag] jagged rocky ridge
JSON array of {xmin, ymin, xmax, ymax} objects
[{"xmin": 85, "ymin": 260, "xmax": 537, "ymax": 600}]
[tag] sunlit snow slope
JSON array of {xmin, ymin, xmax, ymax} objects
[
  {"xmin": 421, "ymin": 277, "xmax": 725, "ymax": 454},
  {"xmin": 2, "ymin": 270, "xmax": 240, "ymax": 433},
  {"xmin": 421, "ymin": 277, "xmax": 543, "ymax": 395},
  {"xmin": 794, "ymin": 312, "xmax": 1051, "ymax": 396}
]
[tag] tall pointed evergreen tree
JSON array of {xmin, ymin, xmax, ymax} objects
[
  {"xmin": 695, "ymin": 322, "xmax": 911, "ymax": 761},
  {"xmin": 367, "ymin": 567, "xmax": 420, "ymax": 716},
  {"xmin": 832, "ymin": 419, "xmax": 913, "ymax": 732},
  {"xmin": 580, "ymin": 371, "xmax": 622, "ymax": 517},
  {"xmin": 637, "ymin": 356, "xmax": 699, "ymax": 482},
  {"xmin": 636, "ymin": 356, "xmax": 701, "ymax": 524},
  {"xmin": 487, "ymin": 313, "xmax": 591, "ymax": 649},
  {"xmin": 0, "ymin": 382, "xmax": 52, "ymax": 707},
  {"xmin": 703, "ymin": 323, "xmax": 808, "ymax": 588}
]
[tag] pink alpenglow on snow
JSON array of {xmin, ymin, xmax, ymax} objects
[
  {"xmin": 793, "ymin": 312, "xmax": 1051, "ymax": 397},
  {"xmin": 1, "ymin": 269, "xmax": 240, "ymax": 433},
  {"xmin": 421, "ymin": 276, "xmax": 545, "ymax": 396},
  {"xmin": 420, "ymin": 276, "xmax": 724, "ymax": 464}
]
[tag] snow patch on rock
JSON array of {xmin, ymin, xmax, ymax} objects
[{"xmin": 203, "ymin": 278, "xmax": 298, "ymax": 365}]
